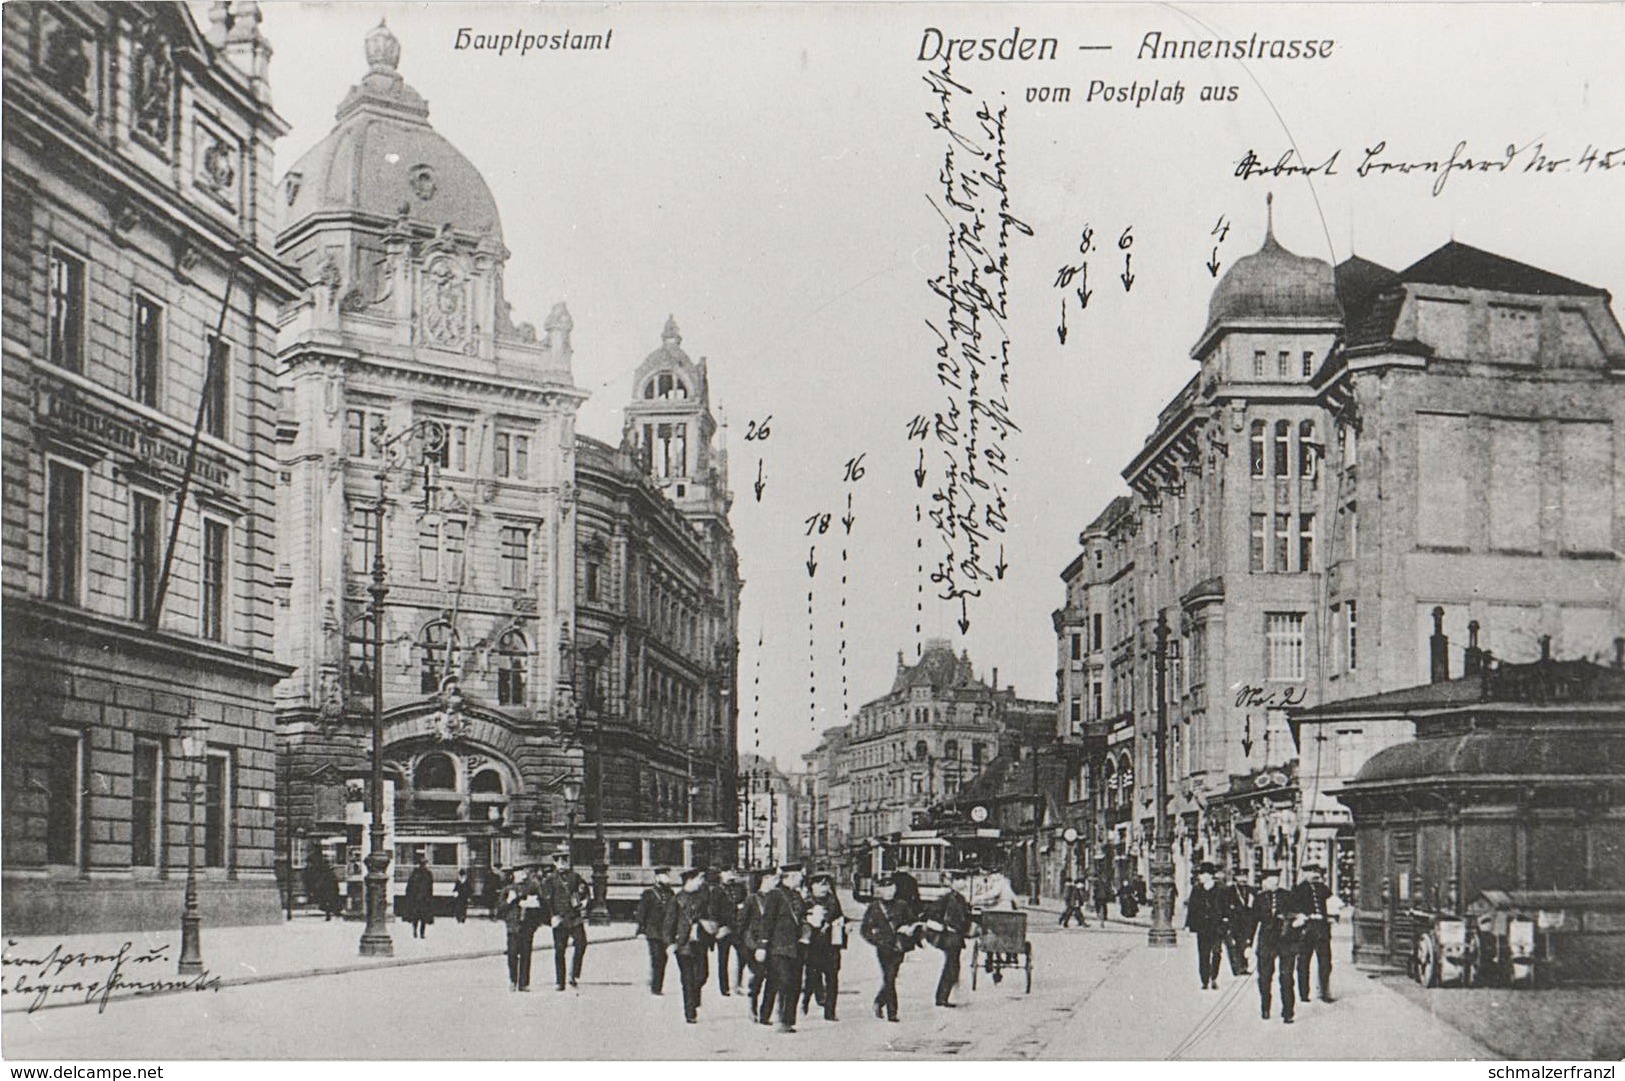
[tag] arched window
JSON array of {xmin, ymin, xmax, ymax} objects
[
  {"xmin": 1119, "ymin": 755, "xmax": 1134, "ymax": 804},
  {"xmin": 1249, "ymin": 420, "xmax": 1265, "ymax": 477},
  {"xmin": 496, "ymin": 629, "xmax": 527, "ymax": 706},
  {"xmin": 470, "ymin": 769, "xmax": 505, "ymax": 795},
  {"xmin": 1273, "ymin": 420, "xmax": 1291, "ymax": 477},
  {"xmin": 346, "ymin": 613, "xmax": 375, "ymax": 696},
  {"xmin": 1299, "ymin": 420, "xmax": 1318, "ymax": 478},
  {"xmin": 1103, "ymin": 758, "xmax": 1118, "ymax": 809},
  {"xmin": 419, "ymin": 620, "xmax": 460, "ymax": 694},
  {"xmin": 414, "ymin": 753, "xmax": 455, "ymax": 791},
  {"xmin": 642, "ymin": 372, "xmax": 689, "ymax": 400},
  {"xmin": 944, "ymin": 739, "xmax": 959, "ymax": 760},
  {"xmin": 914, "ymin": 740, "xmax": 929, "ymax": 761},
  {"xmin": 972, "ymin": 742, "xmax": 986, "ymax": 768}
]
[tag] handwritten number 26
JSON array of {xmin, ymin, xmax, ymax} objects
[{"xmin": 744, "ymin": 416, "xmax": 773, "ymax": 442}]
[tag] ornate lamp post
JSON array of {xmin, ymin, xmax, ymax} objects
[
  {"xmin": 562, "ymin": 778, "xmax": 581, "ymax": 865},
  {"xmin": 1148, "ymin": 611, "xmax": 1177, "ymax": 948},
  {"xmin": 175, "ymin": 715, "xmax": 208, "ymax": 976}
]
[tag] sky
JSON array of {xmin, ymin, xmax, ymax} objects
[{"xmin": 253, "ymin": 2, "xmax": 1625, "ymax": 770}]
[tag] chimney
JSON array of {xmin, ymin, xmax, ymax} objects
[
  {"xmin": 992, "ymin": 667, "xmax": 999, "ymax": 692},
  {"xmin": 1539, "ymin": 634, "xmax": 1552, "ymax": 663},
  {"xmin": 1463, "ymin": 620, "xmax": 1483, "ymax": 677},
  {"xmin": 1429, "ymin": 606, "xmax": 1450, "ymax": 683}
]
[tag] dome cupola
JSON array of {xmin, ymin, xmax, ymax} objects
[{"xmin": 1203, "ymin": 195, "xmax": 1341, "ymax": 336}]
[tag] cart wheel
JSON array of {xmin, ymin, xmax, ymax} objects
[
  {"xmin": 970, "ymin": 944, "xmax": 979, "ymax": 990},
  {"xmin": 1023, "ymin": 942, "xmax": 1033, "ymax": 994}
]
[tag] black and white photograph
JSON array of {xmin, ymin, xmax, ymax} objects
[{"xmin": 2, "ymin": 0, "xmax": 1622, "ymax": 1069}]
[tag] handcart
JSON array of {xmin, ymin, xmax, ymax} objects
[{"xmin": 970, "ymin": 908, "xmax": 1032, "ymax": 993}]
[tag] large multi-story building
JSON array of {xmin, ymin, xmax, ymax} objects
[
  {"xmin": 271, "ymin": 25, "xmax": 738, "ymax": 902},
  {"xmin": 845, "ymin": 640, "xmax": 1053, "ymax": 841},
  {"xmin": 802, "ymin": 724, "xmax": 850, "ymax": 867},
  {"xmin": 1057, "ymin": 202, "xmax": 1625, "ymax": 898},
  {"xmin": 739, "ymin": 753, "xmax": 798, "ymax": 868},
  {"xmin": 2, "ymin": 1, "xmax": 300, "ymax": 932}
]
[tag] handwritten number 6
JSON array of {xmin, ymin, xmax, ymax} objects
[{"xmin": 1118, "ymin": 227, "xmax": 1134, "ymax": 251}]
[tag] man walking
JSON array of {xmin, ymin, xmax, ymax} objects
[
  {"xmin": 500, "ymin": 867, "xmax": 544, "ymax": 991},
  {"xmin": 1293, "ymin": 863, "xmax": 1335, "ymax": 1004},
  {"xmin": 1059, "ymin": 877, "xmax": 1089, "ymax": 928},
  {"xmin": 547, "ymin": 848, "xmax": 590, "ymax": 990},
  {"xmin": 799, "ymin": 871, "xmax": 845, "ymax": 1021},
  {"xmin": 1253, "ymin": 867, "xmax": 1302, "ymax": 1024},
  {"xmin": 927, "ymin": 869, "xmax": 973, "ymax": 1008},
  {"xmin": 666, "ymin": 867, "xmax": 711, "ymax": 1024},
  {"xmin": 756, "ymin": 862, "xmax": 808, "ymax": 1033},
  {"xmin": 740, "ymin": 867, "xmax": 775, "ymax": 1021},
  {"xmin": 1220, "ymin": 867, "xmax": 1256, "ymax": 976},
  {"xmin": 1186, "ymin": 861, "xmax": 1226, "ymax": 989},
  {"xmin": 860, "ymin": 874, "xmax": 914, "ymax": 1023},
  {"xmin": 636, "ymin": 866, "xmax": 676, "ymax": 994},
  {"xmin": 709, "ymin": 867, "xmax": 742, "ymax": 997}
]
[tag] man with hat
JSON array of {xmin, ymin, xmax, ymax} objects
[
  {"xmin": 1292, "ymin": 863, "xmax": 1335, "ymax": 1003},
  {"xmin": 860, "ymin": 873, "xmax": 916, "ymax": 1022},
  {"xmin": 739, "ymin": 867, "xmax": 776, "ymax": 1021},
  {"xmin": 756, "ymin": 862, "xmax": 808, "ymax": 1033},
  {"xmin": 1185, "ymin": 861, "xmax": 1226, "ymax": 990},
  {"xmin": 1219, "ymin": 865, "xmax": 1257, "ymax": 976},
  {"xmin": 716, "ymin": 868, "xmax": 748, "ymax": 997},
  {"xmin": 546, "ymin": 846, "xmax": 591, "ymax": 991},
  {"xmin": 665, "ymin": 867, "xmax": 712, "ymax": 1023},
  {"xmin": 1252, "ymin": 866, "xmax": 1302, "ymax": 1024},
  {"xmin": 925, "ymin": 867, "xmax": 973, "ymax": 1008},
  {"xmin": 799, "ymin": 870, "xmax": 846, "ymax": 1021},
  {"xmin": 636, "ymin": 866, "xmax": 676, "ymax": 995},
  {"xmin": 498, "ymin": 866, "xmax": 544, "ymax": 991}
]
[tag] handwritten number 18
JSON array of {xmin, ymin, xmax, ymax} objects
[{"xmin": 804, "ymin": 513, "xmax": 832, "ymax": 536}]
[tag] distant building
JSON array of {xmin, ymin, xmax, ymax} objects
[
  {"xmin": 844, "ymin": 639, "xmax": 1054, "ymax": 842},
  {"xmin": 1055, "ymin": 200, "xmax": 1625, "ymax": 900},
  {"xmin": 739, "ymin": 753, "xmax": 797, "ymax": 868},
  {"xmin": 2, "ymin": 1, "xmax": 300, "ymax": 933}
]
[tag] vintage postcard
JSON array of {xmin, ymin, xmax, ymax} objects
[{"xmin": 2, "ymin": 0, "xmax": 1622, "ymax": 1068}]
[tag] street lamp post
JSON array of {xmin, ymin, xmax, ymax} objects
[
  {"xmin": 1148, "ymin": 611, "xmax": 1177, "ymax": 948},
  {"xmin": 358, "ymin": 478, "xmax": 394, "ymax": 958},
  {"xmin": 562, "ymin": 778, "xmax": 581, "ymax": 869},
  {"xmin": 176, "ymin": 715, "xmax": 208, "ymax": 976}
]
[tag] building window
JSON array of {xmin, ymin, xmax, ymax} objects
[
  {"xmin": 1252, "ymin": 350, "xmax": 1265, "ymax": 379},
  {"xmin": 1070, "ymin": 634, "xmax": 1081, "ymax": 661},
  {"xmin": 424, "ymin": 421, "xmax": 469, "ymax": 473},
  {"xmin": 133, "ymin": 296, "xmax": 164, "ymax": 407},
  {"xmin": 202, "ymin": 336, "xmax": 230, "ymax": 439},
  {"xmin": 500, "ymin": 526, "xmax": 530, "ymax": 589},
  {"xmin": 417, "ymin": 519, "xmax": 466, "ymax": 583},
  {"xmin": 46, "ymin": 730, "xmax": 84, "ymax": 867},
  {"xmin": 130, "ymin": 492, "xmax": 162, "ymax": 623},
  {"xmin": 1298, "ymin": 514, "xmax": 1316, "ymax": 573},
  {"xmin": 944, "ymin": 739, "xmax": 959, "ymax": 760},
  {"xmin": 417, "ymin": 521, "xmax": 440, "ymax": 581},
  {"xmin": 345, "ymin": 408, "xmax": 385, "ymax": 459},
  {"xmin": 131, "ymin": 741, "xmax": 161, "ymax": 867},
  {"xmin": 200, "ymin": 518, "xmax": 228, "ymax": 641},
  {"xmin": 585, "ymin": 560, "xmax": 601, "ymax": 603},
  {"xmin": 1093, "ymin": 549, "xmax": 1104, "ymax": 570},
  {"xmin": 1277, "ymin": 350, "xmax": 1291, "ymax": 379},
  {"xmin": 349, "ymin": 507, "xmax": 376, "ymax": 573},
  {"xmin": 495, "ymin": 432, "xmax": 530, "ymax": 480},
  {"xmin": 1091, "ymin": 681, "xmax": 1103, "ymax": 720},
  {"xmin": 46, "ymin": 460, "xmax": 84, "ymax": 605},
  {"xmin": 1274, "ymin": 420, "xmax": 1291, "ymax": 477},
  {"xmin": 1091, "ymin": 613, "xmax": 1103, "ymax": 652},
  {"xmin": 1302, "ymin": 351, "xmax": 1315, "ymax": 378},
  {"xmin": 1266, "ymin": 613, "xmax": 1307, "ymax": 681},
  {"xmin": 643, "ymin": 422, "xmax": 689, "ymax": 480},
  {"xmin": 203, "ymin": 752, "xmax": 231, "ymax": 869},
  {"xmin": 1348, "ymin": 502, "xmax": 1358, "ymax": 558},
  {"xmin": 347, "ymin": 613, "xmax": 375, "ymax": 696},
  {"xmin": 496, "ymin": 629, "xmax": 527, "ymax": 706},
  {"xmin": 48, "ymin": 249, "xmax": 85, "ymax": 372},
  {"xmin": 915, "ymin": 740, "xmax": 929, "ymax": 761},
  {"xmin": 1346, "ymin": 599, "xmax": 1358, "ymax": 671},
  {"xmin": 1249, "ymin": 421, "xmax": 1265, "ymax": 477},
  {"xmin": 1070, "ymin": 700, "xmax": 1082, "ymax": 730},
  {"xmin": 1274, "ymin": 514, "xmax": 1290, "ymax": 573},
  {"xmin": 1299, "ymin": 420, "xmax": 1318, "ymax": 478},
  {"xmin": 419, "ymin": 620, "xmax": 460, "ymax": 693}
]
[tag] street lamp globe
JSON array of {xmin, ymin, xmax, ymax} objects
[{"xmin": 562, "ymin": 779, "xmax": 582, "ymax": 806}]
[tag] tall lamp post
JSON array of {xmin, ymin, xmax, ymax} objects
[
  {"xmin": 562, "ymin": 779, "xmax": 581, "ymax": 866},
  {"xmin": 1148, "ymin": 611, "xmax": 1177, "ymax": 947},
  {"xmin": 175, "ymin": 715, "xmax": 208, "ymax": 976}
]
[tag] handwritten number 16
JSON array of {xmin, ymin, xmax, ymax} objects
[{"xmin": 842, "ymin": 454, "xmax": 867, "ymax": 482}]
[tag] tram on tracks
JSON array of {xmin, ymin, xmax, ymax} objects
[{"xmin": 527, "ymin": 821, "xmax": 744, "ymax": 917}]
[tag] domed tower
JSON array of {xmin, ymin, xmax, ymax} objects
[
  {"xmin": 623, "ymin": 315, "xmax": 729, "ymax": 519},
  {"xmin": 273, "ymin": 24, "xmax": 587, "ymax": 885}
]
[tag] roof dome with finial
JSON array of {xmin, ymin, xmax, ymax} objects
[
  {"xmin": 279, "ymin": 21, "xmax": 503, "ymax": 243},
  {"xmin": 1203, "ymin": 194, "xmax": 1341, "ymax": 337},
  {"xmin": 631, "ymin": 315, "xmax": 710, "ymax": 402}
]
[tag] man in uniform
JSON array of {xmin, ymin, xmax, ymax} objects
[
  {"xmin": 547, "ymin": 847, "xmax": 590, "ymax": 990},
  {"xmin": 1059, "ymin": 876, "xmax": 1088, "ymax": 928},
  {"xmin": 739, "ymin": 867, "xmax": 775, "ymax": 1021},
  {"xmin": 666, "ymin": 867, "xmax": 711, "ymax": 1024},
  {"xmin": 635, "ymin": 866, "xmax": 676, "ymax": 994},
  {"xmin": 799, "ymin": 871, "xmax": 845, "ymax": 1021},
  {"xmin": 1185, "ymin": 861, "xmax": 1226, "ymax": 989},
  {"xmin": 716, "ymin": 868, "xmax": 748, "ymax": 996},
  {"xmin": 1220, "ymin": 866, "xmax": 1256, "ymax": 976},
  {"xmin": 755, "ymin": 862, "xmax": 808, "ymax": 1033},
  {"xmin": 499, "ymin": 866, "xmax": 543, "ymax": 991},
  {"xmin": 1252, "ymin": 866, "xmax": 1302, "ymax": 1024},
  {"xmin": 860, "ymin": 873, "xmax": 915, "ymax": 1023},
  {"xmin": 927, "ymin": 868, "xmax": 973, "ymax": 1008},
  {"xmin": 1293, "ymin": 863, "xmax": 1335, "ymax": 1004}
]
